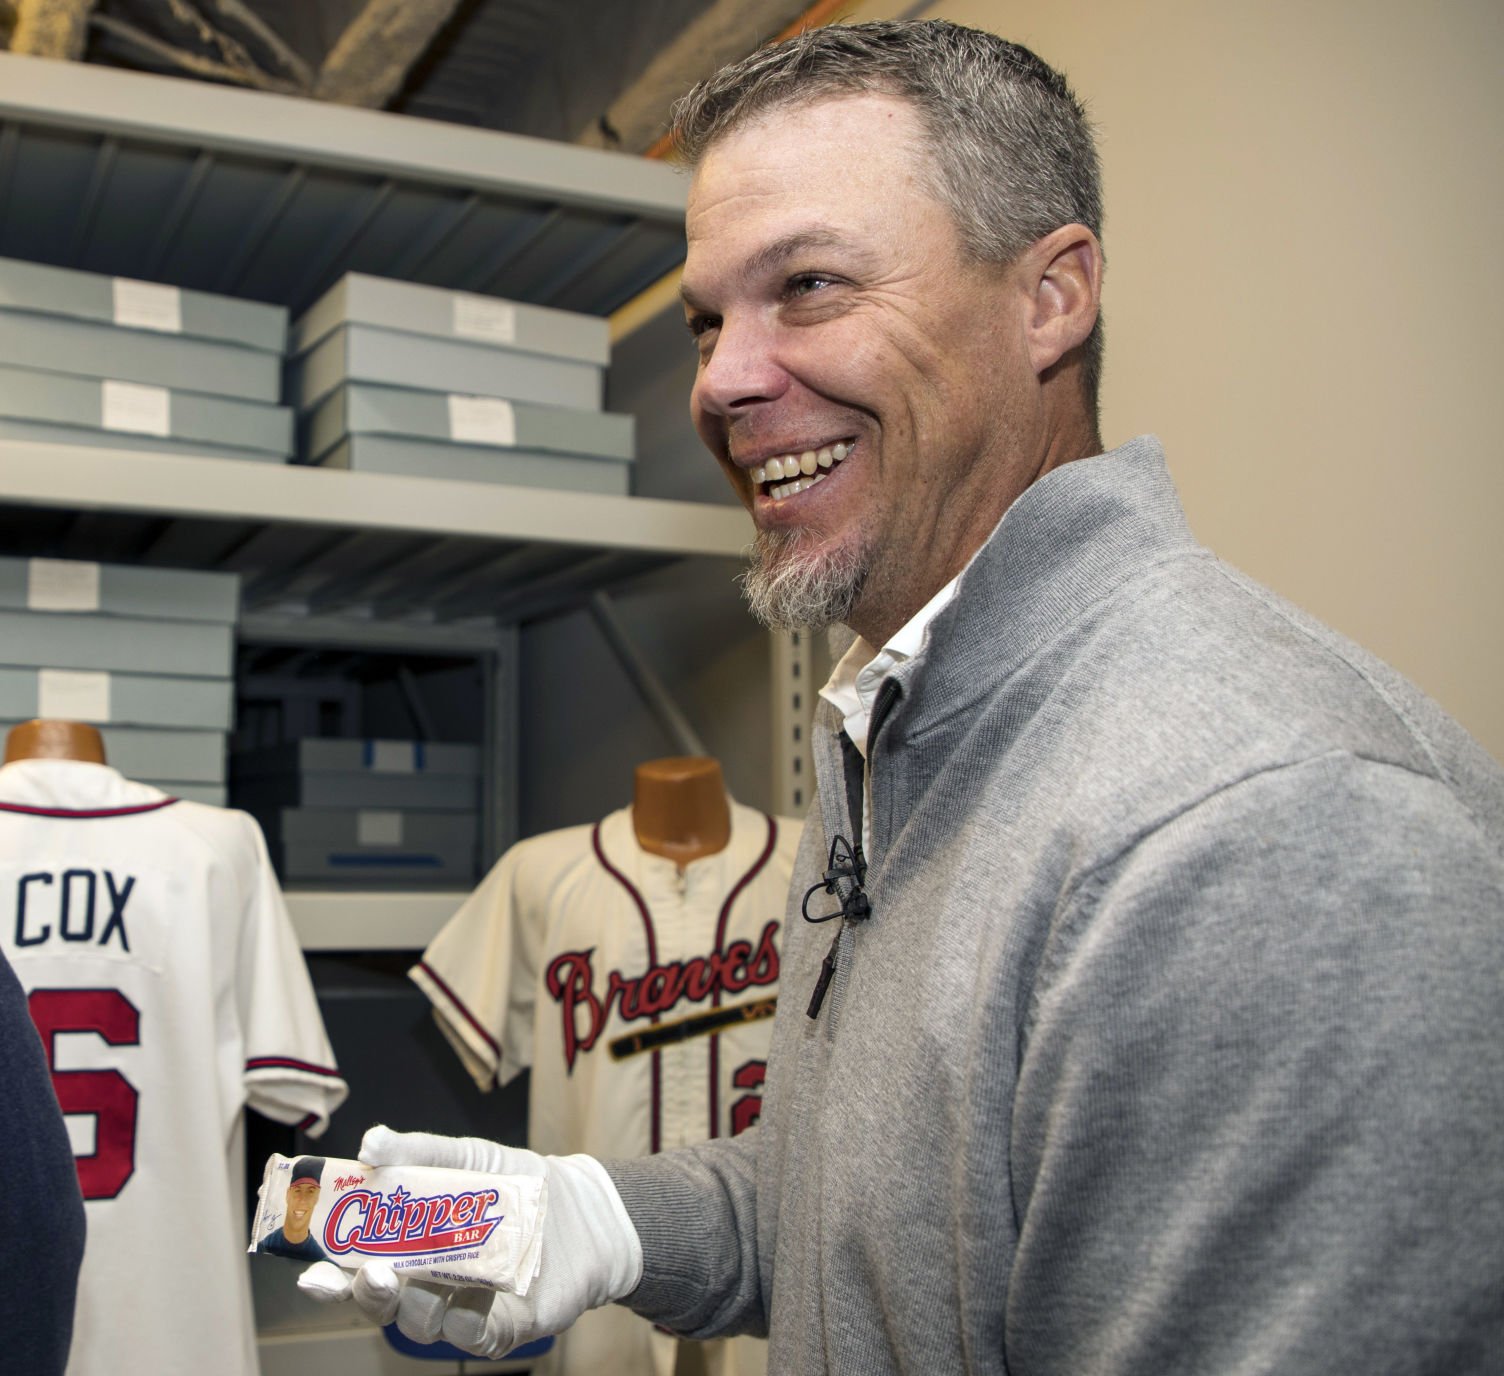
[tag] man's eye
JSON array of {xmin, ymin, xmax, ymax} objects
[
  {"xmin": 787, "ymin": 273, "xmax": 835, "ymax": 298},
  {"xmin": 685, "ymin": 313, "xmax": 719, "ymax": 338}
]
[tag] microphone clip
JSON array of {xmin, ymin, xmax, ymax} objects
[
  {"xmin": 803, "ymin": 833, "xmax": 870, "ymax": 1019},
  {"xmin": 801, "ymin": 833, "xmax": 871, "ymax": 924}
]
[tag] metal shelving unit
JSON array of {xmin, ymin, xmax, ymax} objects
[
  {"xmin": 0, "ymin": 52, "xmax": 748, "ymax": 957},
  {"xmin": 0, "ymin": 49, "xmax": 689, "ymax": 317},
  {"xmin": 0, "ymin": 440, "xmax": 749, "ymax": 621}
]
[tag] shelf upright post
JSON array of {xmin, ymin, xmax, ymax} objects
[
  {"xmin": 483, "ymin": 625, "xmax": 520, "ymax": 868},
  {"xmin": 769, "ymin": 628, "xmax": 813, "ymax": 818}
]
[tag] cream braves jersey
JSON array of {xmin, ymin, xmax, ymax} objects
[
  {"xmin": 412, "ymin": 799, "xmax": 799, "ymax": 1376},
  {"xmin": 0, "ymin": 760, "xmax": 347, "ymax": 1376}
]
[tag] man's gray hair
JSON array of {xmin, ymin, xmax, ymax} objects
[{"xmin": 671, "ymin": 19, "xmax": 1105, "ymax": 417}]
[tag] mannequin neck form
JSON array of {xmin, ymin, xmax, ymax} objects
[
  {"xmin": 632, "ymin": 756, "xmax": 731, "ymax": 866},
  {"xmin": 4, "ymin": 719, "xmax": 107, "ymax": 765}
]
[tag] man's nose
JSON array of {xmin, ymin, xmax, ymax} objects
[{"xmin": 693, "ymin": 315, "xmax": 790, "ymax": 417}]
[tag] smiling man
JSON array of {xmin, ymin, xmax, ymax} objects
[
  {"xmin": 677, "ymin": 61, "xmax": 1105, "ymax": 885},
  {"xmin": 309, "ymin": 21, "xmax": 1504, "ymax": 1374},
  {"xmin": 681, "ymin": 78, "xmax": 1100, "ymax": 648}
]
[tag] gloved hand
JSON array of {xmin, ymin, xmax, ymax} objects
[{"xmin": 297, "ymin": 1124, "xmax": 643, "ymax": 1358}]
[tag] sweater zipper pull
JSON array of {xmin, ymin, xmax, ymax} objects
[{"xmin": 807, "ymin": 929, "xmax": 841, "ymax": 1019}]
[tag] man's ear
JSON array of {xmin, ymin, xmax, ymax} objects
[{"xmin": 1021, "ymin": 224, "xmax": 1102, "ymax": 376}]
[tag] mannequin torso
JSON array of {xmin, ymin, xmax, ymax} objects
[{"xmin": 631, "ymin": 756, "xmax": 731, "ymax": 866}]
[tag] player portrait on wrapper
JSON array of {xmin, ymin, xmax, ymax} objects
[{"xmin": 257, "ymin": 1156, "xmax": 330, "ymax": 1263}]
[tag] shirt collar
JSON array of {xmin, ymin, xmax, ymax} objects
[{"xmin": 818, "ymin": 574, "xmax": 962, "ymax": 759}]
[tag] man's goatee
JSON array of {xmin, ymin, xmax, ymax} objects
[{"xmin": 739, "ymin": 528, "xmax": 869, "ymax": 631}]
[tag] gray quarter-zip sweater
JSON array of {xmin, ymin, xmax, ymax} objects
[{"xmin": 607, "ymin": 436, "xmax": 1504, "ymax": 1374}]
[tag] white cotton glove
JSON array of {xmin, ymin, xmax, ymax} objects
[{"xmin": 297, "ymin": 1124, "xmax": 643, "ymax": 1359}]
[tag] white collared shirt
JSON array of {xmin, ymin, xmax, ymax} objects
[{"xmin": 818, "ymin": 574, "xmax": 961, "ymax": 854}]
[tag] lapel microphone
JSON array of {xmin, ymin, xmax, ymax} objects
[{"xmin": 802, "ymin": 834, "xmax": 870, "ymax": 1018}]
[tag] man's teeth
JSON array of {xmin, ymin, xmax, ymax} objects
[{"xmin": 751, "ymin": 442, "xmax": 850, "ymax": 499}]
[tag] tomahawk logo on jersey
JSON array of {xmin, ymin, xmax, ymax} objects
[
  {"xmin": 411, "ymin": 799, "xmax": 800, "ymax": 1376},
  {"xmin": 0, "ymin": 758, "xmax": 347, "ymax": 1376}
]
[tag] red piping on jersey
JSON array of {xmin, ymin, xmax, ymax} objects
[
  {"xmin": 415, "ymin": 959, "xmax": 502, "ymax": 1061},
  {"xmin": 592, "ymin": 814, "xmax": 781, "ymax": 1149},
  {"xmin": 245, "ymin": 1055, "xmax": 343, "ymax": 1078},
  {"xmin": 708, "ymin": 814, "xmax": 778, "ymax": 1139},
  {"xmin": 0, "ymin": 798, "xmax": 180, "ymax": 819},
  {"xmin": 591, "ymin": 821, "xmax": 663, "ymax": 1154}
]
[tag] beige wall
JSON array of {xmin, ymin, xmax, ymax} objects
[{"xmin": 845, "ymin": 0, "xmax": 1502, "ymax": 760}]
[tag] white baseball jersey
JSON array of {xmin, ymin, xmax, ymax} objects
[
  {"xmin": 412, "ymin": 799, "xmax": 800, "ymax": 1376},
  {"xmin": 0, "ymin": 759, "xmax": 347, "ymax": 1376}
]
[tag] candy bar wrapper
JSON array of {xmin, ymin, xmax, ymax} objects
[{"xmin": 250, "ymin": 1152, "xmax": 546, "ymax": 1294}]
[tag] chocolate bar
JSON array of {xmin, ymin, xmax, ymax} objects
[{"xmin": 250, "ymin": 1151, "xmax": 545, "ymax": 1293}]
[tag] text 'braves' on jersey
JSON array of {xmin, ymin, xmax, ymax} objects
[
  {"xmin": 0, "ymin": 758, "xmax": 348, "ymax": 1376},
  {"xmin": 411, "ymin": 798, "xmax": 800, "ymax": 1376}
]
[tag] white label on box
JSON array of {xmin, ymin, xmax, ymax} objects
[
  {"xmin": 102, "ymin": 380, "xmax": 171, "ymax": 437},
  {"xmin": 452, "ymin": 294, "xmax": 517, "ymax": 345},
  {"xmin": 112, "ymin": 278, "xmax": 183, "ymax": 334},
  {"xmin": 357, "ymin": 810, "xmax": 404, "ymax": 846},
  {"xmin": 38, "ymin": 668, "xmax": 111, "ymax": 722},
  {"xmin": 28, "ymin": 558, "xmax": 101, "ymax": 612},
  {"xmin": 447, "ymin": 394, "xmax": 517, "ymax": 447},
  {"xmin": 369, "ymin": 741, "xmax": 417, "ymax": 774}
]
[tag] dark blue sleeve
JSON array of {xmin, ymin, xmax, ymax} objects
[{"xmin": 0, "ymin": 948, "xmax": 86, "ymax": 1376}]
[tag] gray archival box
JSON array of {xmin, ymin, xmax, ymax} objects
[
  {"xmin": 233, "ymin": 738, "xmax": 481, "ymax": 813},
  {"xmin": 233, "ymin": 773, "xmax": 479, "ymax": 811},
  {"xmin": 287, "ymin": 324, "xmax": 603, "ymax": 413},
  {"xmin": 234, "ymin": 739, "xmax": 481, "ymax": 777},
  {"xmin": 303, "ymin": 381, "xmax": 633, "ymax": 463},
  {"xmin": 0, "ymin": 418, "xmax": 285, "ymax": 466},
  {"xmin": 0, "ymin": 610, "xmax": 233, "ymax": 677},
  {"xmin": 290, "ymin": 273, "xmax": 609, "ymax": 366},
  {"xmin": 0, "ymin": 557, "xmax": 239, "ymax": 623},
  {"xmin": 0, "ymin": 667, "xmax": 233, "ymax": 731},
  {"xmin": 272, "ymin": 842, "xmax": 477, "ymax": 884},
  {"xmin": 0, "ymin": 310, "xmax": 280, "ymax": 403},
  {"xmin": 261, "ymin": 807, "xmax": 481, "ymax": 850},
  {"xmin": 0, "ymin": 255, "xmax": 287, "ymax": 353},
  {"xmin": 316, "ymin": 436, "xmax": 630, "ymax": 496},
  {"xmin": 0, "ymin": 362, "xmax": 293, "ymax": 457}
]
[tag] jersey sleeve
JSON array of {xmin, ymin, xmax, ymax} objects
[
  {"xmin": 234, "ymin": 814, "xmax": 348, "ymax": 1136},
  {"xmin": 411, "ymin": 835, "xmax": 550, "ymax": 1091}
]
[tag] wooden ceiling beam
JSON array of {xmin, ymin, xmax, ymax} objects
[
  {"xmin": 575, "ymin": 0, "xmax": 814, "ymax": 157},
  {"xmin": 9, "ymin": 0, "xmax": 97, "ymax": 59},
  {"xmin": 313, "ymin": 0, "xmax": 464, "ymax": 108}
]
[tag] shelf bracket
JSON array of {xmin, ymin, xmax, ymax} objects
[
  {"xmin": 394, "ymin": 663, "xmax": 437, "ymax": 742},
  {"xmin": 587, "ymin": 590, "xmax": 707, "ymax": 759}
]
